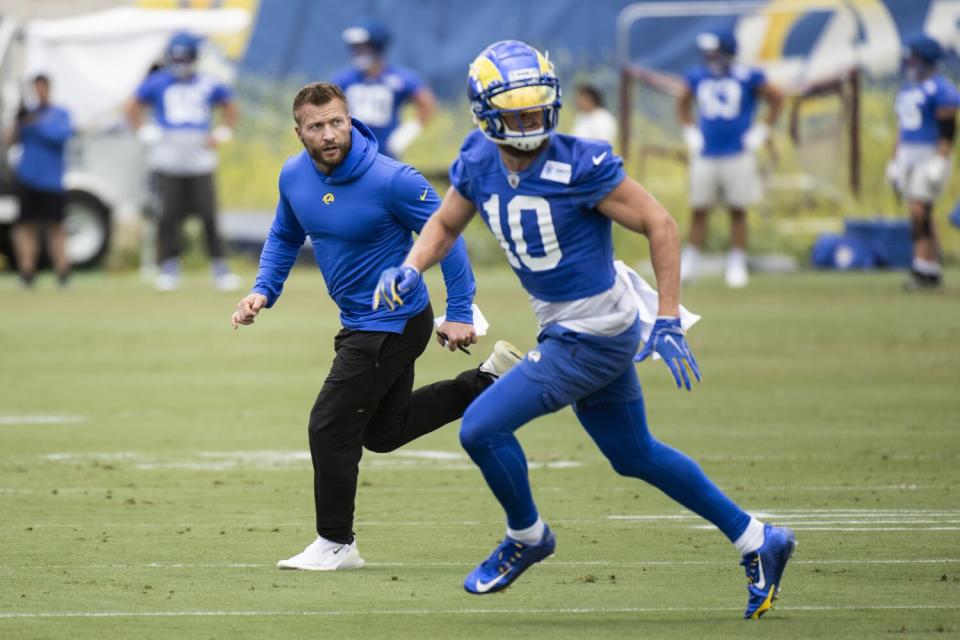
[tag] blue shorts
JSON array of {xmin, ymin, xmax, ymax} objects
[{"xmin": 515, "ymin": 317, "xmax": 643, "ymax": 412}]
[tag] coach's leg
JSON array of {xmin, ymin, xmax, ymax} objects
[
  {"xmin": 155, "ymin": 174, "xmax": 185, "ymax": 274},
  {"xmin": 459, "ymin": 369, "xmax": 554, "ymax": 531},
  {"xmin": 575, "ymin": 371, "xmax": 751, "ymax": 542},
  {"xmin": 12, "ymin": 222, "xmax": 39, "ymax": 286},
  {"xmin": 363, "ymin": 305, "xmax": 494, "ymax": 453},
  {"xmin": 908, "ymin": 199, "xmax": 942, "ymax": 286}
]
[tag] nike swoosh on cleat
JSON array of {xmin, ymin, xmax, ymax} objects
[
  {"xmin": 474, "ymin": 572, "xmax": 508, "ymax": 593},
  {"xmin": 592, "ymin": 152, "xmax": 607, "ymax": 166},
  {"xmin": 754, "ymin": 556, "xmax": 766, "ymax": 590}
]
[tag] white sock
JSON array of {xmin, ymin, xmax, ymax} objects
[
  {"xmin": 733, "ymin": 517, "xmax": 765, "ymax": 555},
  {"xmin": 681, "ymin": 245, "xmax": 700, "ymax": 280},
  {"xmin": 728, "ymin": 247, "xmax": 747, "ymax": 266},
  {"xmin": 913, "ymin": 257, "xmax": 942, "ymax": 276},
  {"xmin": 507, "ymin": 518, "xmax": 545, "ymax": 545}
]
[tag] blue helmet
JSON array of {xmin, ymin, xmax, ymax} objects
[
  {"xmin": 468, "ymin": 40, "xmax": 562, "ymax": 151},
  {"xmin": 905, "ymin": 34, "xmax": 944, "ymax": 66},
  {"xmin": 166, "ymin": 31, "xmax": 200, "ymax": 63},
  {"xmin": 342, "ymin": 19, "xmax": 391, "ymax": 53},
  {"xmin": 696, "ymin": 29, "xmax": 738, "ymax": 56}
]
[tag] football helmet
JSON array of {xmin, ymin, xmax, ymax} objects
[
  {"xmin": 468, "ymin": 40, "xmax": 562, "ymax": 151},
  {"xmin": 343, "ymin": 19, "xmax": 390, "ymax": 71},
  {"xmin": 696, "ymin": 29, "xmax": 737, "ymax": 76},
  {"xmin": 166, "ymin": 31, "xmax": 200, "ymax": 79}
]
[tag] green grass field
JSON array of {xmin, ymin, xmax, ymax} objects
[{"xmin": 1, "ymin": 266, "xmax": 959, "ymax": 639}]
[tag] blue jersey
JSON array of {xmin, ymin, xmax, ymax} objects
[
  {"xmin": 450, "ymin": 130, "xmax": 625, "ymax": 303},
  {"xmin": 135, "ymin": 69, "xmax": 232, "ymax": 131},
  {"xmin": 332, "ymin": 64, "xmax": 424, "ymax": 156},
  {"xmin": 896, "ymin": 74, "xmax": 960, "ymax": 145},
  {"xmin": 253, "ymin": 119, "xmax": 475, "ymax": 333},
  {"xmin": 685, "ymin": 64, "xmax": 766, "ymax": 156},
  {"xmin": 15, "ymin": 104, "xmax": 72, "ymax": 192}
]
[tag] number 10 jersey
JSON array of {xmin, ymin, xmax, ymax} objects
[{"xmin": 449, "ymin": 130, "xmax": 626, "ymax": 303}]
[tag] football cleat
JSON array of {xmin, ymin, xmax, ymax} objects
[
  {"xmin": 741, "ymin": 524, "xmax": 796, "ymax": 620},
  {"xmin": 479, "ymin": 340, "xmax": 524, "ymax": 378},
  {"xmin": 468, "ymin": 40, "xmax": 562, "ymax": 151},
  {"xmin": 464, "ymin": 525, "xmax": 556, "ymax": 594},
  {"xmin": 277, "ymin": 537, "xmax": 366, "ymax": 571}
]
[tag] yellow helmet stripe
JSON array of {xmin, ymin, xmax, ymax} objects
[{"xmin": 470, "ymin": 55, "xmax": 504, "ymax": 89}]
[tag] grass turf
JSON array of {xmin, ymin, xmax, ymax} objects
[{"xmin": 1, "ymin": 266, "xmax": 958, "ymax": 639}]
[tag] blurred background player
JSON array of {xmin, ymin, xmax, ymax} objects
[
  {"xmin": 887, "ymin": 35, "xmax": 958, "ymax": 291},
  {"xmin": 5, "ymin": 74, "xmax": 73, "ymax": 289},
  {"xmin": 378, "ymin": 40, "xmax": 795, "ymax": 619},
  {"xmin": 127, "ymin": 31, "xmax": 240, "ymax": 292},
  {"xmin": 677, "ymin": 30, "xmax": 783, "ymax": 288},
  {"xmin": 332, "ymin": 18, "xmax": 437, "ymax": 160},
  {"xmin": 571, "ymin": 84, "xmax": 617, "ymax": 145}
]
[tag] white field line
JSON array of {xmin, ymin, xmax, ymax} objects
[
  {"xmin": 0, "ymin": 415, "xmax": 86, "ymax": 426},
  {"xmin": 0, "ymin": 558, "xmax": 955, "ymax": 571},
  {"xmin": 1, "ymin": 604, "xmax": 958, "ymax": 619}
]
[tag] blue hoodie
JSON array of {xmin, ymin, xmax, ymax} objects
[
  {"xmin": 16, "ymin": 104, "xmax": 72, "ymax": 192},
  {"xmin": 253, "ymin": 119, "xmax": 475, "ymax": 333}
]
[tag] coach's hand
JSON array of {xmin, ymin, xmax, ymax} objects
[
  {"xmin": 373, "ymin": 265, "xmax": 421, "ymax": 311},
  {"xmin": 436, "ymin": 320, "xmax": 477, "ymax": 352},
  {"xmin": 232, "ymin": 293, "xmax": 267, "ymax": 329},
  {"xmin": 635, "ymin": 317, "xmax": 701, "ymax": 391}
]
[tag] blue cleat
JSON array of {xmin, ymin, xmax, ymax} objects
[
  {"xmin": 464, "ymin": 526, "xmax": 556, "ymax": 594},
  {"xmin": 741, "ymin": 524, "xmax": 796, "ymax": 620}
]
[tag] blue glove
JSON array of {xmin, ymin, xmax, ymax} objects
[
  {"xmin": 635, "ymin": 317, "xmax": 701, "ymax": 391},
  {"xmin": 372, "ymin": 265, "xmax": 421, "ymax": 311}
]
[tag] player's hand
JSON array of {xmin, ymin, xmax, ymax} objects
[
  {"xmin": 208, "ymin": 125, "xmax": 234, "ymax": 149},
  {"xmin": 232, "ymin": 293, "xmax": 267, "ymax": 329},
  {"xmin": 885, "ymin": 159, "xmax": 900, "ymax": 186},
  {"xmin": 682, "ymin": 125, "xmax": 704, "ymax": 155},
  {"xmin": 373, "ymin": 265, "xmax": 420, "ymax": 311},
  {"xmin": 137, "ymin": 123, "xmax": 163, "ymax": 145},
  {"xmin": 743, "ymin": 123, "xmax": 770, "ymax": 152},
  {"xmin": 635, "ymin": 317, "xmax": 701, "ymax": 391},
  {"xmin": 923, "ymin": 154, "xmax": 949, "ymax": 188},
  {"xmin": 436, "ymin": 320, "xmax": 477, "ymax": 352}
]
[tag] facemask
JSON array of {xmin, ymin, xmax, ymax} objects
[
  {"xmin": 170, "ymin": 62, "xmax": 196, "ymax": 80},
  {"xmin": 352, "ymin": 53, "xmax": 377, "ymax": 72}
]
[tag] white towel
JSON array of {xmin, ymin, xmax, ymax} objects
[{"xmin": 614, "ymin": 260, "xmax": 701, "ymax": 357}]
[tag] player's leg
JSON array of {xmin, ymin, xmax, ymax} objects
[
  {"xmin": 193, "ymin": 173, "xmax": 239, "ymax": 291},
  {"xmin": 43, "ymin": 192, "xmax": 70, "ymax": 287},
  {"xmin": 906, "ymin": 198, "xmax": 942, "ymax": 289},
  {"xmin": 13, "ymin": 185, "xmax": 40, "ymax": 287},
  {"xmin": 154, "ymin": 173, "xmax": 185, "ymax": 291},
  {"xmin": 459, "ymin": 366, "xmax": 559, "ymax": 593},
  {"xmin": 722, "ymin": 153, "xmax": 760, "ymax": 288},
  {"xmin": 682, "ymin": 156, "xmax": 716, "ymax": 284},
  {"xmin": 574, "ymin": 366, "xmax": 795, "ymax": 619}
]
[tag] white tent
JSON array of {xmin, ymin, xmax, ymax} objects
[{"xmin": 22, "ymin": 6, "xmax": 251, "ymax": 129}]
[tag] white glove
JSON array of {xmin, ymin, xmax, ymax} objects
[
  {"xmin": 923, "ymin": 154, "xmax": 949, "ymax": 189},
  {"xmin": 136, "ymin": 123, "xmax": 163, "ymax": 145},
  {"xmin": 682, "ymin": 124, "xmax": 704, "ymax": 155},
  {"xmin": 386, "ymin": 120, "xmax": 423, "ymax": 157},
  {"xmin": 743, "ymin": 122, "xmax": 770, "ymax": 152},
  {"xmin": 211, "ymin": 125, "xmax": 234, "ymax": 145}
]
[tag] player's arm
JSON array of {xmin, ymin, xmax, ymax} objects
[
  {"xmin": 677, "ymin": 83, "xmax": 703, "ymax": 153},
  {"xmin": 596, "ymin": 177, "xmax": 680, "ymax": 317},
  {"xmin": 758, "ymin": 82, "xmax": 784, "ymax": 128},
  {"xmin": 210, "ymin": 87, "xmax": 238, "ymax": 147},
  {"xmin": 406, "ymin": 186, "xmax": 476, "ymax": 272},
  {"xmin": 744, "ymin": 81, "xmax": 783, "ymax": 153}
]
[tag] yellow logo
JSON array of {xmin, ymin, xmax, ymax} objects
[
  {"xmin": 419, "ymin": 188, "xmax": 428, "ymax": 201},
  {"xmin": 322, "ymin": 192, "xmax": 335, "ymax": 205}
]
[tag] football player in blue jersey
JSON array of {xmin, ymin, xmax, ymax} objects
[
  {"xmin": 332, "ymin": 19, "xmax": 437, "ymax": 159},
  {"xmin": 677, "ymin": 29, "xmax": 783, "ymax": 288},
  {"xmin": 375, "ymin": 40, "xmax": 795, "ymax": 619},
  {"xmin": 128, "ymin": 32, "xmax": 240, "ymax": 292},
  {"xmin": 887, "ymin": 35, "xmax": 958, "ymax": 290}
]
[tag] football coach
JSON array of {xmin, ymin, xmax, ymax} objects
[{"xmin": 231, "ymin": 82, "xmax": 519, "ymax": 571}]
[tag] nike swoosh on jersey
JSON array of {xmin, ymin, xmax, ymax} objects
[
  {"xmin": 592, "ymin": 152, "xmax": 608, "ymax": 166},
  {"xmin": 419, "ymin": 188, "xmax": 428, "ymax": 201},
  {"xmin": 474, "ymin": 572, "xmax": 508, "ymax": 593}
]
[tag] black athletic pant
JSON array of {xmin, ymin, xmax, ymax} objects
[
  {"xmin": 307, "ymin": 303, "xmax": 494, "ymax": 543},
  {"xmin": 152, "ymin": 172, "xmax": 225, "ymax": 262}
]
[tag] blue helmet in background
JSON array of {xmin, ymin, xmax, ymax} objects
[
  {"xmin": 905, "ymin": 34, "xmax": 944, "ymax": 66},
  {"xmin": 468, "ymin": 40, "xmax": 562, "ymax": 151},
  {"xmin": 696, "ymin": 29, "xmax": 738, "ymax": 56},
  {"xmin": 166, "ymin": 31, "xmax": 201, "ymax": 79},
  {"xmin": 342, "ymin": 19, "xmax": 391, "ymax": 53}
]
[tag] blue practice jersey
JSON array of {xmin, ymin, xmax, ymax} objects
[
  {"xmin": 135, "ymin": 69, "xmax": 232, "ymax": 131},
  {"xmin": 332, "ymin": 64, "xmax": 424, "ymax": 156},
  {"xmin": 253, "ymin": 119, "xmax": 475, "ymax": 333},
  {"xmin": 450, "ymin": 130, "xmax": 625, "ymax": 303},
  {"xmin": 685, "ymin": 64, "xmax": 766, "ymax": 156},
  {"xmin": 15, "ymin": 105, "xmax": 72, "ymax": 192},
  {"xmin": 896, "ymin": 74, "xmax": 960, "ymax": 145}
]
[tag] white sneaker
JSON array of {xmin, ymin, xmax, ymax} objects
[
  {"xmin": 154, "ymin": 273, "xmax": 181, "ymax": 292},
  {"xmin": 214, "ymin": 272, "xmax": 243, "ymax": 292},
  {"xmin": 480, "ymin": 340, "xmax": 524, "ymax": 378},
  {"xmin": 681, "ymin": 245, "xmax": 700, "ymax": 285},
  {"xmin": 277, "ymin": 536, "xmax": 366, "ymax": 571},
  {"xmin": 725, "ymin": 250, "xmax": 749, "ymax": 288}
]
